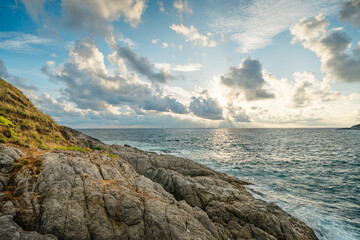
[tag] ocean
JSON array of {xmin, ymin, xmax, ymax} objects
[{"xmin": 80, "ymin": 128, "xmax": 360, "ymax": 240}]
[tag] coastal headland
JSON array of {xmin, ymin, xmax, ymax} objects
[{"xmin": 0, "ymin": 78, "xmax": 318, "ymax": 239}]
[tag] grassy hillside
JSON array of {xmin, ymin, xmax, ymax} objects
[{"xmin": 0, "ymin": 78, "xmax": 70, "ymax": 148}]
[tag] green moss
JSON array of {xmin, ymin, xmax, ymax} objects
[
  {"xmin": 107, "ymin": 153, "xmax": 119, "ymax": 159},
  {"xmin": 56, "ymin": 146, "xmax": 88, "ymax": 153},
  {"xmin": 23, "ymin": 159, "xmax": 29, "ymax": 165}
]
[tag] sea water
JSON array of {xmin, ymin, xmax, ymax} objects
[{"xmin": 80, "ymin": 128, "xmax": 360, "ymax": 240}]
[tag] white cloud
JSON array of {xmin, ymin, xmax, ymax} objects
[
  {"xmin": 118, "ymin": 35, "xmax": 137, "ymax": 48},
  {"xmin": 154, "ymin": 62, "xmax": 202, "ymax": 72},
  {"xmin": 172, "ymin": 63, "xmax": 202, "ymax": 72},
  {"xmin": 42, "ymin": 38, "xmax": 187, "ymax": 115},
  {"xmin": 158, "ymin": 1, "xmax": 165, "ymax": 13},
  {"xmin": 62, "ymin": 0, "xmax": 147, "ymax": 28},
  {"xmin": 162, "ymin": 42, "xmax": 169, "ymax": 48},
  {"xmin": 0, "ymin": 32, "xmax": 54, "ymax": 52},
  {"xmin": 290, "ymin": 14, "xmax": 360, "ymax": 83},
  {"xmin": 238, "ymin": 70, "xmax": 353, "ymax": 127},
  {"xmin": 173, "ymin": 0, "xmax": 193, "ymax": 19},
  {"xmin": 210, "ymin": 0, "xmax": 341, "ymax": 53},
  {"xmin": 21, "ymin": 0, "xmax": 147, "ymax": 36},
  {"xmin": 290, "ymin": 71, "xmax": 340, "ymax": 108},
  {"xmin": 170, "ymin": 24, "xmax": 216, "ymax": 47},
  {"xmin": 152, "ymin": 39, "xmax": 159, "ymax": 44}
]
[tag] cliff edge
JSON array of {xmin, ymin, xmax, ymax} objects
[{"xmin": 0, "ymin": 79, "xmax": 318, "ymax": 239}]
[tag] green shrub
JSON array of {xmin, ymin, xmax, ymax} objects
[
  {"xmin": 38, "ymin": 145, "xmax": 48, "ymax": 150},
  {"xmin": 16, "ymin": 163, "xmax": 23, "ymax": 168},
  {"xmin": 56, "ymin": 146, "xmax": 88, "ymax": 153},
  {"xmin": 0, "ymin": 115, "xmax": 18, "ymax": 136},
  {"xmin": 23, "ymin": 159, "xmax": 29, "ymax": 165},
  {"xmin": 92, "ymin": 146, "xmax": 103, "ymax": 150}
]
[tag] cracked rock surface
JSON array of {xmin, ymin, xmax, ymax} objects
[{"xmin": 0, "ymin": 129, "xmax": 318, "ymax": 240}]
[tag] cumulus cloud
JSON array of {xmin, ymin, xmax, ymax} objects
[
  {"xmin": 290, "ymin": 72, "xmax": 340, "ymax": 108},
  {"xmin": 290, "ymin": 14, "xmax": 360, "ymax": 83},
  {"xmin": 338, "ymin": 0, "xmax": 360, "ymax": 27},
  {"xmin": 41, "ymin": 38, "xmax": 186, "ymax": 115},
  {"xmin": 170, "ymin": 24, "xmax": 216, "ymax": 47},
  {"xmin": 0, "ymin": 58, "xmax": 38, "ymax": 91},
  {"xmin": 0, "ymin": 32, "xmax": 54, "ymax": 53},
  {"xmin": 225, "ymin": 104, "xmax": 250, "ymax": 122},
  {"xmin": 173, "ymin": 0, "xmax": 193, "ymax": 19},
  {"xmin": 107, "ymin": 36, "xmax": 175, "ymax": 83},
  {"xmin": 220, "ymin": 58, "xmax": 274, "ymax": 101},
  {"xmin": 189, "ymin": 93, "xmax": 224, "ymax": 120}
]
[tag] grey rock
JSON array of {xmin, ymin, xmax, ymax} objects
[
  {"xmin": 0, "ymin": 144, "xmax": 22, "ymax": 173},
  {"xmin": 0, "ymin": 215, "xmax": 57, "ymax": 240},
  {"xmin": 1, "ymin": 201, "xmax": 16, "ymax": 216},
  {"xmin": 0, "ymin": 131, "xmax": 319, "ymax": 240},
  {"xmin": 109, "ymin": 144, "xmax": 318, "ymax": 240}
]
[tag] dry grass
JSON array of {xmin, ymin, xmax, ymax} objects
[{"xmin": 0, "ymin": 78, "xmax": 70, "ymax": 148}]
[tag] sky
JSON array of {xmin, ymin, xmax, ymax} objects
[{"xmin": 0, "ymin": 0, "xmax": 360, "ymax": 128}]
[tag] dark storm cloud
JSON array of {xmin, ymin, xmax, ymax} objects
[
  {"xmin": 111, "ymin": 44, "xmax": 175, "ymax": 83},
  {"xmin": 338, "ymin": 0, "xmax": 360, "ymax": 27},
  {"xmin": 189, "ymin": 95, "xmax": 223, "ymax": 120},
  {"xmin": 220, "ymin": 58, "xmax": 274, "ymax": 101}
]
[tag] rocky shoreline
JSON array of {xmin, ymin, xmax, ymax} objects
[{"xmin": 0, "ymin": 127, "xmax": 319, "ymax": 240}]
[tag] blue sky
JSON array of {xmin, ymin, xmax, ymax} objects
[{"xmin": 0, "ymin": 0, "xmax": 359, "ymax": 128}]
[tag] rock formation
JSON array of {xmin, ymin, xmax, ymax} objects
[
  {"xmin": 0, "ymin": 79, "xmax": 319, "ymax": 239},
  {"xmin": 0, "ymin": 130, "xmax": 319, "ymax": 239}
]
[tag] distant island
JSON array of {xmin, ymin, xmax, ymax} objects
[{"xmin": 338, "ymin": 124, "xmax": 360, "ymax": 130}]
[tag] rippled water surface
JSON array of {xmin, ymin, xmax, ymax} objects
[{"xmin": 80, "ymin": 128, "xmax": 360, "ymax": 240}]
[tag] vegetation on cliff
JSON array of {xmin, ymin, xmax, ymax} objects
[{"xmin": 0, "ymin": 78, "xmax": 69, "ymax": 148}]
